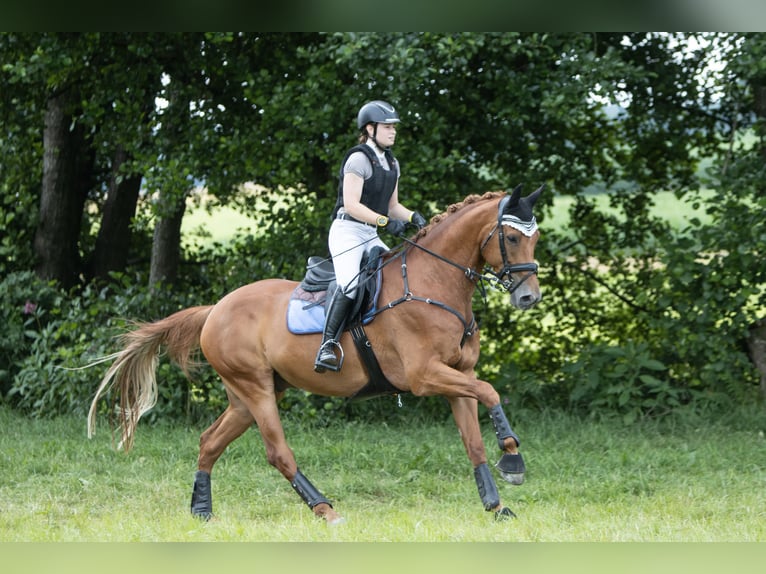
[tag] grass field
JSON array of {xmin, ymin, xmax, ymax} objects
[{"xmin": 1, "ymin": 404, "xmax": 764, "ymax": 543}]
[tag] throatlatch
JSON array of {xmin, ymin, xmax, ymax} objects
[{"xmin": 291, "ymin": 469, "xmax": 332, "ymax": 509}]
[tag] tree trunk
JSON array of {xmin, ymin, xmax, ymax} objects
[
  {"xmin": 89, "ymin": 146, "xmax": 142, "ymax": 281},
  {"xmin": 753, "ymin": 82, "xmax": 766, "ymax": 155},
  {"xmin": 746, "ymin": 317, "xmax": 766, "ymax": 400},
  {"xmin": 34, "ymin": 88, "xmax": 93, "ymax": 289},
  {"xmin": 149, "ymin": 190, "xmax": 187, "ymax": 289}
]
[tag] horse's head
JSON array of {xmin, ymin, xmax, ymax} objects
[{"xmin": 481, "ymin": 185, "xmax": 543, "ymax": 310}]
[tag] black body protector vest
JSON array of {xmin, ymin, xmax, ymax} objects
[{"xmin": 331, "ymin": 144, "xmax": 399, "ymax": 220}]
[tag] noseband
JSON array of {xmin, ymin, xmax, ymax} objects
[{"xmin": 479, "ymin": 196, "xmax": 539, "ymax": 294}]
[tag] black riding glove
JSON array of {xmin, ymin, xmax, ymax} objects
[
  {"xmin": 384, "ymin": 218, "xmax": 408, "ymax": 237},
  {"xmin": 409, "ymin": 211, "xmax": 427, "ymax": 229}
]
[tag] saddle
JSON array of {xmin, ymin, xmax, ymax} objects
[
  {"xmin": 287, "ymin": 247, "xmax": 385, "ymax": 335},
  {"xmin": 286, "ymin": 246, "xmax": 401, "ymax": 401}
]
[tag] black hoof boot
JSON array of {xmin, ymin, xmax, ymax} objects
[{"xmin": 496, "ymin": 452, "xmax": 526, "ymax": 485}]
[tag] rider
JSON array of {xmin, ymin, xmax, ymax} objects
[{"xmin": 314, "ymin": 100, "xmax": 427, "ymax": 373}]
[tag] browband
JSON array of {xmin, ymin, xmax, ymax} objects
[{"xmin": 501, "ymin": 214, "xmax": 538, "ymax": 237}]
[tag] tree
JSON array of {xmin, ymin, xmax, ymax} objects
[
  {"xmin": 89, "ymin": 146, "xmax": 143, "ymax": 280},
  {"xmin": 1, "ymin": 33, "xmax": 165, "ymax": 285},
  {"xmin": 34, "ymin": 83, "xmax": 93, "ymax": 288},
  {"xmin": 2, "ymin": 32, "xmax": 764, "ymax": 417}
]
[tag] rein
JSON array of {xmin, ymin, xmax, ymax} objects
[
  {"xmin": 362, "ymin": 195, "xmax": 539, "ymax": 347},
  {"xmin": 366, "ymin": 216, "xmax": 537, "ymax": 346}
]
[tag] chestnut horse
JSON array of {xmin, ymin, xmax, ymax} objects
[{"xmin": 87, "ymin": 185, "xmax": 543, "ymax": 524}]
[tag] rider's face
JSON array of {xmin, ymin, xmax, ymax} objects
[{"xmin": 370, "ymin": 122, "xmax": 397, "ymax": 147}]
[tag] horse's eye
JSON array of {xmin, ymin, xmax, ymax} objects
[{"xmin": 506, "ymin": 235, "xmax": 520, "ymax": 245}]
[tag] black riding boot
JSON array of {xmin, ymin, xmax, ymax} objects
[{"xmin": 314, "ymin": 289, "xmax": 354, "ymax": 373}]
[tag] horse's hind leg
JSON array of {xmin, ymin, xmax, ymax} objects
[
  {"xmin": 191, "ymin": 395, "xmax": 254, "ymax": 519},
  {"xmin": 241, "ymin": 387, "xmax": 345, "ymax": 525}
]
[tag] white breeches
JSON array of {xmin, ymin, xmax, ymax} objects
[{"xmin": 328, "ymin": 219, "xmax": 389, "ymax": 296}]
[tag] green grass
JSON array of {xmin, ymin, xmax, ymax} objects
[
  {"xmin": 182, "ymin": 204, "xmax": 257, "ymax": 247},
  {"xmin": 1, "ymin": 405, "xmax": 764, "ymax": 542}
]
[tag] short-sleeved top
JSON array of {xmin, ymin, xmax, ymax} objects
[{"xmin": 331, "ymin": 142, "xmax": 400, "ymax": 220}]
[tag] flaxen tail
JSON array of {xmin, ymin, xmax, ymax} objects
[{"xmin": 87, "ymin": 305, "xmax": 214, "ymax": 451}]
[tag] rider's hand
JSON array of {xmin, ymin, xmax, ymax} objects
[
  {"xmin": 384, "ymin": 218, "xmax": 408, "ymax": 237},
  {"xmin": 409, "ymin": 211, "xmax": 427, "ymax": 229}
]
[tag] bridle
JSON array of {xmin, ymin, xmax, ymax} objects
[
  {"xmin": 391, "ymin": 195, "xmax": 538, "ymax": 296},
  {"xmin": 365, "ymin": 194, "xmax": 539, "ymax": 346},
  {"xmin": 335, "ymin": 192, "xmax": 540, "ymax": 406},
  {"xmin": 478, "ymin": 195, "xmax": 539, "ymax": 294}
]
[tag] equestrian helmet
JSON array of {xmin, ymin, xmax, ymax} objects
[{"xmin": 357, "ymin": 100, "xmax": 400, "ymax": 130}]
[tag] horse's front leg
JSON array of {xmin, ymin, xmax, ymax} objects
[
  {"xmin": 488, "ymin": 403, "xmax": 526, "ymax": 486},
  {"xmin": 448, "ymin": 396, "xmax": 516, "ymax": 520}
]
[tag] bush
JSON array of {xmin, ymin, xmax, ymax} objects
[
  {"xmin": 4, "ymin": 177, "xmax": 763, "ymax": 428},
  {"xmin": 0, "ymin": 271, "xmax": 63, "ymax": 399},
  {"xmin": 6, "ymin": 272, "xmax": 228, "ymax": 423},
  {"xmin": 563, "ymin": 341, "xmax": 680, "ymax": 424}
]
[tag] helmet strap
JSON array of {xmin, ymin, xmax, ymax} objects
[{"xmin": 370, "ymin": 123, "xmax": 390, "ymax": 151}]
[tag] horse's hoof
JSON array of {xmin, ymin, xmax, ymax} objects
[
  {"xmin": 322, "ymin": 509, "xmax": 346, "ymax": 525},
  {"xmin": 496, "ymin": 453, "xmax": 526, "ymax": 485},
  {"xmin": 192, "ymin": 511, "xmax": 214, "ymax": 522},
  {"xmin": 494, "ymin": 506, "xmax": 516, "ymax": 521},
  {"xmin": 501, "ymin": 472, "xmax": 525, "ymax": 485},
  {"xmin": 313, "ymin": 502, "xmax": 345, "ymax": 525}
]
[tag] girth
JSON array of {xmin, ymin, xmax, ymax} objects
[{"xmin": 348, "ymin": 324, "xmax": 402, "ymax": 401}]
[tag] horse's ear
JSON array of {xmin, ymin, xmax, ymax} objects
[
  {"xmin": 506, "ymin": 184, "xmax": 523, "ymax": 210},
  {"xmin": 526, "ymin": 184, "xmax": 545, "ymax": 208}
]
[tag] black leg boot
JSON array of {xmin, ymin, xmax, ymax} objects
[{"xmin": 314, "ymin": 289, "xmax": 354, "ymax": 373}]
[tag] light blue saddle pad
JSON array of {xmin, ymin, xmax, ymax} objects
[
  {"xmin": 286, "ymin": 262, "xmax": 383, "ymax": 334},
  {"xmin": 286, "ymin": 289, "xmax": 328, "ymax": 334}
]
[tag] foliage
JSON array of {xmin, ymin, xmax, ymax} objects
[
  {"xmin": 1, "ymin": 32, "xmax": 764, "ymax": 423},
  {"xmin": 563, "ymin": 341, "xmax": 678, "ymax": 424},
  {"xmin": 0, "ymin": 272, "xmax": 62, "ymax": 397},
  {"xmin": 5, "ymin": 271, "xmax": 227, "ymax": 423}
]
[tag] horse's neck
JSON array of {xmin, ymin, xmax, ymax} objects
[
  {"xmin": 407, "ymin": 203, "xmax": 492, "ymax": 299},
  {"xmin": 424, "ymin": 202, "xmax": 492, "ymax": 268}
]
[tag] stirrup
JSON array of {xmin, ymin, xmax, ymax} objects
[{"xmin": 314, "ymin": 340, "xmax": 344, "ymax": 373}]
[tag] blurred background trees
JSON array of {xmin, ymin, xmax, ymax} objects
[{"xmin": 1, "ymin": 32, "xmax": 763, "ymax": 423}]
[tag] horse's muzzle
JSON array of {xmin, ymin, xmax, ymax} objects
[{"xmin": 510, "ymin": 281, "xmax": 541, "ymax": 310}]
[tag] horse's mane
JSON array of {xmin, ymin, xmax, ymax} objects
[{"xmin": 414, "ymin": 191, "xmax": 504, "ymax": 241}]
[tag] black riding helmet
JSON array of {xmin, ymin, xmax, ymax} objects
[{"xmin": 357, "ymin": 100, "xmax": 400, "ymax": 130}]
